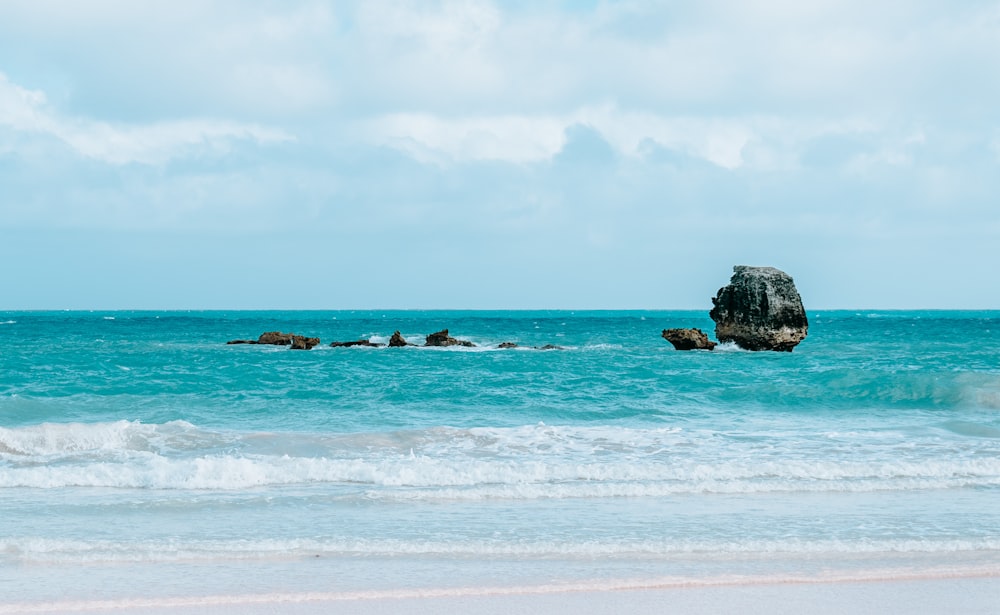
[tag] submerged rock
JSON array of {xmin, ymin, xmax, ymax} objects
[
  {"xmin": 498, "ymin": 342, "xmax": 563, "ymax": 350},
  {"xmin": 330, "ymin": 339, "xmax": 384, "ymax": 348},
  {"xmin": 709, "ymin": 265, "xmax": 808, "ymax": 351},
  {"xmin": 662, "ymin": 328, "xmax": 716, "ymax": 351},
  {"xmin": 388, "ymin": 331, "xmax": 414, "ymax": 347},
  {"xmin": 424, "ymin": 329, "xmax": 476, "ymax": 347}
]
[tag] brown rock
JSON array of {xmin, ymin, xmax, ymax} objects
[
  {"xmin": 227, "ymin": 331, "xmax": 320, "ymax": 349},
  {"xmin": 290, "ymin": 335, "xmax": 321, "ymax": 350},
  {"xmin": 498, "ymin": 342, "xmax": 519, "ymax": 349},
  {"xmin": 257, "ymin": 331, "xmax": 294, "ymax": 345},
  {"xmin": 662, "ymin": 328, "xmax": 716, "ymax": 351},
  {"xmin": 424, "ymin": 329, "xmax": 476, "ymax": 347},
  {"xmin": 388, "ymin": 331, "xmax": 413, "ymax": 347}
]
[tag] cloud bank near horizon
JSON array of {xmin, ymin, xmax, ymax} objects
[{"xmin": 1, "ymin": 1, "xmax": 998, "ymax": 309}]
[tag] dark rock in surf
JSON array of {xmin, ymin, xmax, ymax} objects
[
  {"xmin": 388, "ymin": 331, "xmax": 414, "ymax": 347},
  {"xmin": 330, "ymin": 339, "xmax": 385, "ymax": 348},
  {"xmin": 709, "ymin": 266, "xmax": 808, "ymax": 351},
  {"xmin": 424, "ymin": 329, "xmax": 476, "ymax": 348},
  {"xmin": 227, "ymin": 331, "xmax": 320, "ymax": 350},
  {"xmin": 662, "ymin": 328, "xmax": 716, "ymax": 351},
  {"xmin": 257, "ymin": 331, "xmax": 295, "ymax": 345},
  {"xmin": 498, "ymin": 342, "xmax": 563, "ymax": 350}
]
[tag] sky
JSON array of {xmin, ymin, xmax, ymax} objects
[{"xmin": 1, "ymin": 0, "xmax": 998, "ymax": 310}]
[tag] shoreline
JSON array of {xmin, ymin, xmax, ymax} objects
[{"xmin": 3, "ymin": 572, "xmax": 999, "ymax": 615}]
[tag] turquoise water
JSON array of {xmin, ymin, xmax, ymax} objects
[{"xmin": 2, "ymin": 311, "xmax": 999, "ymax": 601}]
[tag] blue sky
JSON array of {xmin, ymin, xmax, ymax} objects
[{"xmin": 1, "ymin": 1, "xmax": 998, "ymax": 309}]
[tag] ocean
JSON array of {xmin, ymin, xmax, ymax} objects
[{"xmin": 2, "ymin": 310, "xmax": 999, "ymax": 605}]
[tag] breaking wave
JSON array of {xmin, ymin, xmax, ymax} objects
[{"xmin": 3, "ymin": 421, "xmax": 999, "ymax": 494}]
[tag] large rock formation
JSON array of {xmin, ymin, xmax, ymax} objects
[
  {"xmin": 662, "ymin": 328, "xmax": 716, "ymax": 351},
  {"xmin": 709, "ymin": 266, "xmax": 808, "ymax": 351},
  {"xmin": 424, "ymin": 329, "xmax": 476, "ymax": 347}
]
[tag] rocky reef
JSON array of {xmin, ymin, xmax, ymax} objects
[
  {"xmin": 227, "ymin": 331, "xmax": 321, "ymax": 350},
  {"xmin": 330, "ymin": 339, "xmax": 384, "ymax": 348},
  {"xmin": 424, "ymin": 329, "xmax": 476, "ymax": 347}
]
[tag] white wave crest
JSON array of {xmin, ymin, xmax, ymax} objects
[
  {"xmin": 4, "ymin": 421, "xmax": 1000, "ymax": 493},
  {"xmin": 712, "ymin": 342, "xmax": 747, "ymax": 352},
  {"xmin": 5, "ymin": 535, "xmax": 1000, "ymax": 565},
  {"xmin": 2, "ymin": 449, "xmax": 1000, "ymax": 493},
  {"xmin": 0, "ymin": 420, "xmax": 207, "ymax": 457}
]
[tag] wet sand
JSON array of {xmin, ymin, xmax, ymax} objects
[{"xmin": 4, "ymin": 575, "xmax": 998, "ymax": 615}]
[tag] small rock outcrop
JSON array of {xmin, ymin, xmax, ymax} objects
[
  {"xmin": 289, "ymin": 335, "xmax": 321, "ymax": 350},
  {"xmin": 227, "ymin": 331, "xmax": 320, "ymax": 349},
  {"xmin": 388, "ymin": 331, "xmax": 413, "ymax": 347},
  {"xmin": 662, "ymin": 328, "xmax": 716, "ymax": 351},
  {"xmin": 330, "ymin": 339, "xmax": 384, "ymax": 348},
  {"xmin": 257, "ymin": 331, "xmax": 295, "ymax": 345},
  {"xmin": 709, "ymin": 266, "xmax": 808, "ymax": 351},
  {"xmin": 424, "ymin": 329, "xmax": 476, "ymax": 347},
  {"xmin": 498, "ymin": 342, "xmax": 519, "ymax": 349}
]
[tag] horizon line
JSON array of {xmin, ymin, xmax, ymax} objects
[{"xmin": 3, "ymin": 307, "xmax": 999, "ymax": 313}]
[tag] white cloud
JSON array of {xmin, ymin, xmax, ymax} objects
[
  {"xmin": 363, "ymin": 0, "xmax": 501, "ymax": 52},
  {"xmin": 0, "ymin": 2, "xmax": 340, "ymax": 119},
  {"xmin": 0, "ymin": 74, "xmax": 49, "ymax": 127},
  {"xmin": 330, "ymin": 0, "xmax": 1000, "ymax": 120},
  {"xmin": 0, "ymin": 73, "xmax": 292, "ymax": 165},
  {"xmin": 369, "ymin": 113, "xmax": 566, "ymax": 164},
  {"xmin": 4, "ymin": 1, "xmax": 998, "ymax": 126},
  {"xmin": 1, "ymin": 1, "xmax": 999, "ymax": 308},
  {"xmin": 368, "ymin": 106, "xmax": 894, "ymax": 170}
]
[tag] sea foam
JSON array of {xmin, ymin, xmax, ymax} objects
[
  {"xmin": 5, "ymin": 535, "xmax": 1000, "ymax": 566},
  {"xmin": 3, "ymin": 421, "xmax": 999, "ymax": 493}
]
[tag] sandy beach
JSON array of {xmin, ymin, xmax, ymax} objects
[{"xmin": 3, "ymin": 576, "xmax": 999, "ymax": 615}]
